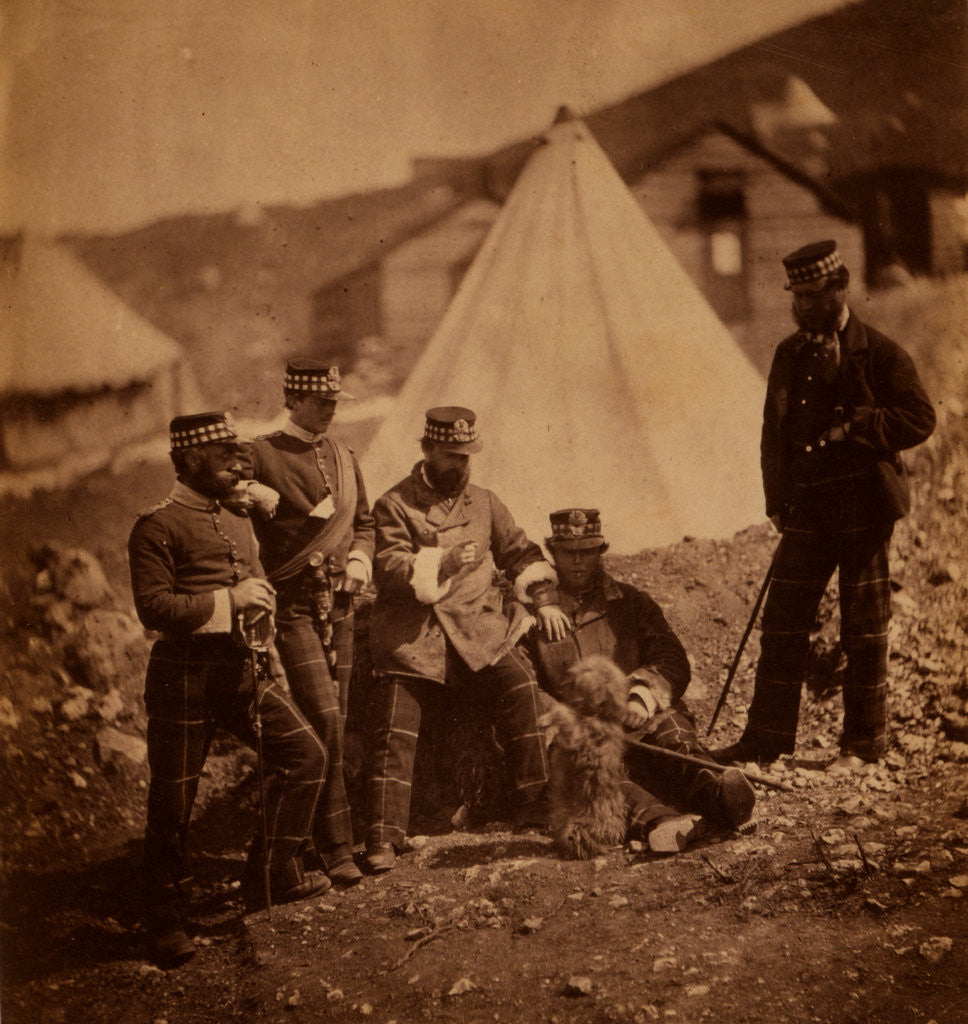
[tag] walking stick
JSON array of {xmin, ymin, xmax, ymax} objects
[
  {"xmin": 240, "ymin": 611, "xmax": 276, "ymax": 922},
  {"xmin": 706, "ymin": 541, "xmax": 781, "ymax": 736},
  {"xmin": 624, "ymin": 736, "xmax": 792, "ymax": 793}
]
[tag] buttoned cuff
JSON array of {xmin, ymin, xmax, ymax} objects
[{"xmin": 195, "ymin": 589, "xmax": 233, "ymax": 634}]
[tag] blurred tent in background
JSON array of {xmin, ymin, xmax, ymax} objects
[
  {"xmin": 362, "ymin": 113, "xmax": 766, "ymax": 554},
  {"xmin": 0, "ymin": 236, "xmax": 199, "ymax": 473}
]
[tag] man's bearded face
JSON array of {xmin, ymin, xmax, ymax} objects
[
  {"xmin": 183, "ymin": 443, "xmax": 243, "ymax": 499},
  {"xmin": 424, "ymin": 445, "xmax": 471, "ymax": 496},
  {"xmin": 791, "ymin": 281, "xmax": 847, "ymax": 334}
]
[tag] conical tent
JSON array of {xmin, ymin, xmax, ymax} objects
[
  {"xmin": 363, "ymin": 117, "xmax": 767, "ymax": 554},
  {"xmin": 0, "ymin": 236, "xmax": 198, "ymax": 471}
]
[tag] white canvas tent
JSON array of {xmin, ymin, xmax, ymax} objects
[
  {"xmin": 0, "ymin": 236, "xmax": 197, "ymax": 471},
  {"xmin": 363, "ymin": 115, "xmax": 767, "ymax": 554}
]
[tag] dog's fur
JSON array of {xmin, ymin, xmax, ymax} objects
[{"xmin": 541, "ymin": 655, "xmax": 630, "ymax": 860}]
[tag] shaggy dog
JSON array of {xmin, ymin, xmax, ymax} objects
[{"xmin": 541, "ymin": 654, "xmax": 630, "ymax": 860}]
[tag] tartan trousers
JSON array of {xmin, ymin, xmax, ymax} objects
[
  {"xmin": 743, "ymin": 521, "xmax": 893, "ymax": 760},
  {"xmin": 623, "ymin": 704, "xmax": 719, "ymax": 831},
  {"xmin": 274, "ymin": 590, "xmax": 356, "ymax": 870},
  {"xmin": 143, "ymin": 636, "xmax": 325, "ymax": 910},
  {"xmin": 365, "ymin": 645, "xmax": 549, "ymax": 850}
]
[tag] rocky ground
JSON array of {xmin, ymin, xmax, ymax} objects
[{"xmin": 1, "ymin": 278, "xmax": 966, "ymax": 1023}]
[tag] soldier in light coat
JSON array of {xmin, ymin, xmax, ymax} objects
[{"xmin": 363, "ymin": 407, "xmax": 569, "ymax": 873}]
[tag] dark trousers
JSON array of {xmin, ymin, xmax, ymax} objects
[
  {"xmin": 274, "ymin": 592, "xmax": 356, "ymax": 870},
  {"xmin": 365, "ymin": 645, "xmax": 549, "ymax": 850},
  {"xmin": 743, "ymin": 521, "xmax": 893, "ymax": 759},
  {"xmin": 143, "ymin": 636, "xmax": 325, "ymax": 914}
]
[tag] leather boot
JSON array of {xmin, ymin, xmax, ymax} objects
[
  {"xmin": 146, "ymin": 905, "xmax": 195, "ymax": 969},
  {"xmin": 687, "ymin": 767, "xmax": 755, "ymax": 831}
]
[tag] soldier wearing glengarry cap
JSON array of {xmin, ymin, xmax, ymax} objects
[
  {"xmin": 361, "ymin": 406, "xmax": 571, "ymax": 874},
  {"xmin": 237, "ymin": 358, "xmax": 375, "ymax": 887},
  {"xmin": 129, "ymin": 412, "xmax": 330, "ymax": 968},
  {"xmin": 713, "ymin": 241, "xmax": 935, "ymax": 772}
]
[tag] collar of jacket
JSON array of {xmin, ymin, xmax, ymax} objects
[
  {"xmin": 791, "ymin": 309, "xmax": 865, "ymax": 357},
  {"xmin": 560, "ymin": 570, "xmax": 623, "ymax": 610},
  {"xmin": 284, "ymin": 419, "xmax": 327, "ymax": 445},
  {"xmin": 170, "ymin": 479, "xmax": 219, "ymax": 512}
]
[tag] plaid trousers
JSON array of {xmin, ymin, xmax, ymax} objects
[
  {"xmin": 143, "ymin": 636, "xmax": 325, "ymax": 909},
  {"xmin": 365, "ymin": 645, "xmax": 549, "ymax": 850},
  {"xmin": 623, "ymin": 704, "xmax": 719, "ymax": 831},
  {"xmin": 274, "ymin": 590, "xmax": 356, "ymax": 870},
  {"xmin": 744, "ymin": 521, "xmax": 893, "ymax": 759}
]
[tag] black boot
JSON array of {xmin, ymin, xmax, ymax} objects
[
  {"xmin": 709, "ymin": 737, "xmax": 779, "ymax": 766},
  {"xmin": 146, "ymin": 905, "xmax": 195, "ymax": 969},
  {"xmin": 242, "ymin": 851, "xmax": 331, "ymax": 910},
  {"xmin": 687, "ymin": 767, "xmax": 755, "ymax": 831}
]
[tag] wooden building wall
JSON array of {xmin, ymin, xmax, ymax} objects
[
  {"xmin": 379, "ymin": 200, "xmax": 499, "ymax": 348},
  {"xmin": 630, "ymin": 131, "xmax": 865, "ymax": 376}
]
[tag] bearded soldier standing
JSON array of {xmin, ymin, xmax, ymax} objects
[
  {"xmin": 129, "ymin": 412, "xmax": 329, "ymax": 968},
  {"xmin": 714, "ymin": 241, "xmax": 935, "ymax": 770}
]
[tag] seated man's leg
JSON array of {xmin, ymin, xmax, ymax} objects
[
  {"xmin": 622, "ymin": 779, "xmax": 704, "ymax": 853},
  {"xmin": 363, "ymin": 675, "xmax": 429, "ymax": 863},
  {"xmin": 476, "ymin": 647, "xmax": 549, "ymax": 811},
  {"xmin": 629, "ymin": 707, "xmax": 754, "ymax": 831}
]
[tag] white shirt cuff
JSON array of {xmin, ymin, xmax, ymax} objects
[
  {"xmin": 347, "ymin": 550, "xmax": 373, "ymax": 583},
  {"xmin": 194, "ymin": 588, "xmax": 233, "ymax": 633}
]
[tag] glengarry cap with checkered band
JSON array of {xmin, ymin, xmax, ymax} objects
[
  {"xmin": 283, "ymin": 357, "xmax": 354, "ymax": 400},
  {"xmin": 546, "ymin": 508, "xmax": 607, "ymax": 549},
  {"xmin": 169, "ymin": 412, "xmax": 246, "ymax": 451},
  {"xmin": 782, "ymin": 240, "xmax": 845, "ymax": 290},
  {"xmin": 422, "ymin": 406, "xmax": 483, "ymax": 453}
]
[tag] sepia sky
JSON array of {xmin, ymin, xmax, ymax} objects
[{"xmin": 1, "ymin": 0, "xmax": 852, "ymax": 235}]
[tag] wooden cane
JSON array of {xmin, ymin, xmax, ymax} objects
[
  {"xmin": 706, "ymin": 541, "xmax": 781, "ymax": 735},
  {"xmin": 624, "ymin": 736, "xmax": 793, "ymax": 792}
]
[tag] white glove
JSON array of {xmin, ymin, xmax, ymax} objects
[{"xmin": 247, "ymin": 482, "xmax": 280, "ymax": 518}]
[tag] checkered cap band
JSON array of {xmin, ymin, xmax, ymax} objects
[
  {"xmin": 170, "ymin": 413, "xmax": 240, "ymax": 450},
  {"xmin": 424, "ymin": 417, "xmax": 479, "ymax": 444},
  {"xmin": 785, "ymin": 248, "xmax": 844, "ymax": 287},
  {"xmin": 284, "ymin": 365, "xmax": 342, "ymax": 395},
  {"xmin": 549, "ymin": 508, "xmax": 603, "ymax": 540}
]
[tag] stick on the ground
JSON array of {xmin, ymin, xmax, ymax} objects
[
  {"xmin": 624, "ymin": 735, "xmax": 794, "ymax": 792},
  {"xmin": 810, "ymin": 829, "xmax": 836, "ymax": 876},
  {"xmin": 389, "ymin": 921, "xmax": 456, "ymax": 971},
  {"xmin": 854, "ymin": 833, "xmax": 875, "ymax": 875},
  {"xmin": 701, "ymin": 853, "xmax": 734, "ymax": 883}
]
